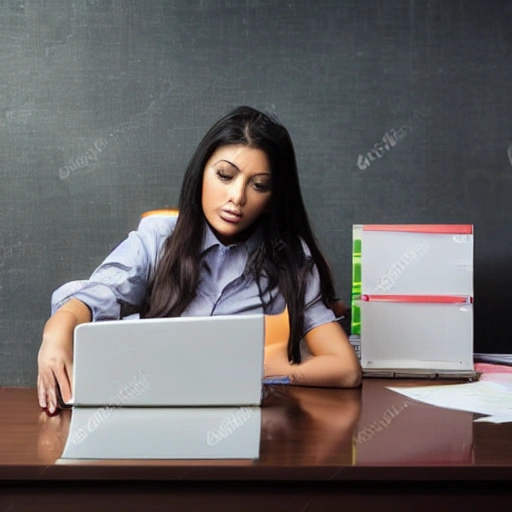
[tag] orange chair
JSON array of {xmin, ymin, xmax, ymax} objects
[
  {"xmin": 264, "ymin": 300, "xmax": 349, "ymax": 347},
  {"xmin": 140, "ymin": 208, "xmax": 179, "ymax": 218},
  {"xmin": 138, "ymin": 208, "xmax": 179, "ymax": 231},
  {"xmin": 264, "ymin": 307, "xmax": 290, "ymax": 346}
]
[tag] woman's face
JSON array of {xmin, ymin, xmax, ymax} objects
[{"xmin": 201, "ymin": 144, "xmax": 272, "ymax": 245}]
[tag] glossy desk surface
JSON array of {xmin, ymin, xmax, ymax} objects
[{"xmin": 1, "ymin": 379, "xmax": 512, "ymax": 482}]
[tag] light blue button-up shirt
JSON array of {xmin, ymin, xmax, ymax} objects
[{"xmin": 51, "ymin": 215, "xmax": 335, "ymax": 337}]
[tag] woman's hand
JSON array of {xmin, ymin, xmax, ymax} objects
[
  {"xmin": 37, "ymin": 299, "xmax": 91, "ymax": 414},
  {"xmin": 264, "ymin": 340, "xmax": 291, "ymax": 379},
  {"xmin": 37, "ymin": 335, "xmax": 74, "ymax": 414}
]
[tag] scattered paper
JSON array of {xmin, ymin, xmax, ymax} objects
[
  {"xmin": 388, "ymin": 376, "xmax": 512, "ymax": 421},
  {"xmin": 479, "ymin": 372, "xmax": 512, "ymax": 392},
  {"xmin": 474, "ymin": 415, "xmax": 512, "ymax": 424}
]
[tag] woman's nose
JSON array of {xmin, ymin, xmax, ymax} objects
[{"xmin": 229, "ymin": 180, "xmax": 246, "ymax": 205}]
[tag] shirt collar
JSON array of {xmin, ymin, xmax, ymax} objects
[{"xmin": 201, "ymin": 220, "xmax": 265, "ymax": 255}]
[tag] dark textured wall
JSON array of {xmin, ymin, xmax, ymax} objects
[{"xmin": 1, "ymin": 0, "xmax": 511, "ymax": 385}]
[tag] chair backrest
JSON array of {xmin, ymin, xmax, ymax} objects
[
  {"xmin": 140, "ymin": 208, "xmax": 179, "ymax": 218},
  {"xmin": 265, "ymin": 308, "xmax": 290, "ymax": 346},
  {"xmin": 138, "ymin": 208, "xmax": 179, "ymax": 231}
]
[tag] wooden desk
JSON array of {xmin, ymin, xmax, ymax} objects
[{"xmin": 1, "ymin": 381, "xmax": 511, "ymax": 510}]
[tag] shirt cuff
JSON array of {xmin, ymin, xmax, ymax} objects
[{"xmin": 51, "ymin": 280, "xmax": 122, "ymax": 321}]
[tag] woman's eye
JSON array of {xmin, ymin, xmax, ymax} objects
[
  {"xmin": 253, "ymin": 181, "xmax": 271, "ymax": 192},
  {"xmin": 216, "ymin": 170, "xmax": 233, "ymax": 181}
]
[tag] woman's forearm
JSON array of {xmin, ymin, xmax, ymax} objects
[
  {"xmin": 264, "ymin": 341, "xmax": 362, "ymax": 389},
  {"xmin": 289, "ymin": 354, "xmax": 362, "ymax": 388},
  {"xmin": 42, "ymin": 298, "xmax": 92, "ymax": 343}
]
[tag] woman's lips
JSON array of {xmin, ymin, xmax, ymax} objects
[{"xmin": 220, "ymin": 209, "xmax": 242, "ymax": 223}]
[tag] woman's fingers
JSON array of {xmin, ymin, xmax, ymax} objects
[
  {"xmin": 38, "ymin": 364, "xmax": 71, "ymax": 414},
  {"xmin": 37, "ymin": 370, "xmax": 57, "ymax": 413},
  {"xmin": 53, "ymin": 362, "xmax": 73, "ymax": 405},
  {"xmin": 37, "ymin": 339, "xmax": 73, "ymax": 413},
  {"xmin": 37, "ymin": 374, "xmax": 47, "ymax": 410},
  {"xmin": 47, "ymin": 384, "xmax": 58, "ymax": 415}
]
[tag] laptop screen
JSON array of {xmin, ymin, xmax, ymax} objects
[{"xmin": 69, "ymin": 314, "xmax": 265, "ymax": 407}]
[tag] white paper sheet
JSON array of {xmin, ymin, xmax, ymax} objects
[
  {"xmin": 387, "ymin": 374, "xmax": 512, "ymax": 422},
  {"xmin": 473, "ymin": 414, "xmax": 512, "ymax": 424}
]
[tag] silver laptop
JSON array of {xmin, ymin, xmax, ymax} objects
[{"xmin": 65, "ymin": 314, "xmax": 265, "ymax": 407}]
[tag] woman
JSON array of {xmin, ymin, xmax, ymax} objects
[{"xmin": 38, "ymin": 106, "xmax": 361, "ymax": 414}]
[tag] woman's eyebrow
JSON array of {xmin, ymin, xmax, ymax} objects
[
  {"xmin": 217, "ymin": 159, "xmax": 240, "ymax": 171},
  {"xmin": 216, "ymin": 159, "xmax": 271, "ymax": 176}
]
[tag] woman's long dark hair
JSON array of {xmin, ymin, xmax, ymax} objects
[{"xmin": 143, "ymin": 106, "xmax": 337, "ymax": 363}]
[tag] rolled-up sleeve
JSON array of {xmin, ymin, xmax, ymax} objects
[
  {"xmin": 302, "ymin": 261, "xmax": 336, "ymax": 335},
  {"xmin": 299, "ymin": 238, "xmax": 336, "ymax": 335},
  {"xmin": 51, "ymin": 216, "xmax": 175, "ymax": 321}
]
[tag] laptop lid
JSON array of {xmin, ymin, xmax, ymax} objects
[
  {"xmin": 357, "ymin": 296, "xmax": 477, "ymax": 380},
  {"xmin": 67, "ymin": 314, "xmax": 265, "ymax": 407}
]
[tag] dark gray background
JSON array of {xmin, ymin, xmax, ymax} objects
[{"xmin": 1, "ymin": 0, "xmax": 511, "ymax": 386}]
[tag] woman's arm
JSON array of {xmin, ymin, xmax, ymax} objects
[
  {"xmin": 38, "ymin": 215, "xmax": 175, "ymax": 413},
  {"xmin": 299, "ymin": 321, "xmax": 362, "ymax": 387},
  {"xmin": 37, "ymin": 298, "xmax": 91, "ymax": 414},
  {"xmin": 264, "ymin": 320, "xmax": 362, "ymax": 388},
  {"xmin": 264, "ymin": 246, "xmax": 361, "ymax": 387}
]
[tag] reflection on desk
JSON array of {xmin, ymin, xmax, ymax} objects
[
  {"xmin": 58, "ymin": 406, "xmax": 261, "ymax": 460},
  {"xmin": 35, "ymin": 385, "xmax": 361, "ymax": 464},
  {"xmin": 259, "ymin": 385, "xmax": 362, "ymax": 465},
  {"xmin": 2, "ymin": 385, "xmax": 512, "ymax": 509},
  {"xmin": 2, "ymin": 383, "xmax": 512, "ymax": 485},
  {"xmin": 354, "ymin": 380, "xmax": 474, "ymax": 465}
]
